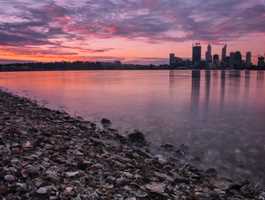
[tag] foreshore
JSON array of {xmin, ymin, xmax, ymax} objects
[{"xmin": 0, "ymin": 90, "xmax": 264, "ymax": 200}]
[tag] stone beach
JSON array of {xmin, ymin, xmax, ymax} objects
[{"xmin": 0, "ymin": 90, "xmax": 264, "ymax": 200}]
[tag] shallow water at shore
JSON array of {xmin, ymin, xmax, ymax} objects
[{"xmin": 0, "ymin": 70, "xmax": 265, "ymax": 183}]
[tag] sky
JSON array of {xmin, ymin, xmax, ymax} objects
[{"xmin": 0, "ymin": 0, "xmax": 264, "ymax": 64}]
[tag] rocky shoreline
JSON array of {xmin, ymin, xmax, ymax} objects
[{"xmin": 0, "ymin": 90, "xmax": 264, "ymax": 200}]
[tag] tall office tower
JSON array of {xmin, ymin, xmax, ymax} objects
[
  {"xmin": 205, "ymin": 44, "xmax": 212, "ymax": 64},
  {"xmin": 229, "ymin": 52, "xmax": 235, "ymax": 67},
  {"xmin": 246, "ymin": 52, "xmax": 252, "ymax": 67},
  {"xmin": 221, "ymin": 44, "xmax": 227, "ymax": 64},
  {"xmin": 169, "ymin": 53, "xmax": 176, "ymax": 66},
  {"xmin": 213, "ymin": 54, "xmax": 220, "ymax": 67},
  {"xmin": 234, "ymin": 51, "xmax": 242, "ymax": 67},
  {"xmin": 192, "ymin": 43, "xmax": 202, "ymax": 67},
  {"xmin": 258, "ymin": 56, "xmax": 265, "ymax": 67}
]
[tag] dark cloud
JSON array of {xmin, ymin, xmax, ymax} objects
[
  {"xmin": 0, "ymin": 0, "xmax": 264, "ymax": 60},
  {"xmin": 59, "ymin": 0, "xmax": 265, "ymax": 42}
]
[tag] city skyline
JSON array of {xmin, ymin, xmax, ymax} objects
[
  {"xmin": 0, "ymin": 0, "xmax": 265, "ymax": 65},
  {"xmin": 169, "ymin": 43, "xmax": 265, "ymax": 68}
]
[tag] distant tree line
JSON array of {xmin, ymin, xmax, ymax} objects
[{"xmin": 0, "ymin": 61, "xmax": 264, "ymax": 72}]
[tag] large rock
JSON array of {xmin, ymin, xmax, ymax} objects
[
  {"xmin": 101, "ymin": 118, "xmax": 112, "ymax": 128},
  {"xmin": 36, "ymin": 186, "xmax": 49, "ymax": 195},
  {"xmin": 127, "ymin": 131, "xmax": 147, "ymax": 146},
  {"xmin": 4, "ymin": 175, "xmax": 16, "ymax": 182},
  {"xmin": 145, "ymin": 182, "xmax": 166, "ymax": 193}
]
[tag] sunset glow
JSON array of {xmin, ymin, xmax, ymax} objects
[{"xmin": 0, "ymin": 0, "xmax": 265, "ymax": 64}]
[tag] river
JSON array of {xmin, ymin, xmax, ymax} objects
[{"xmin": 0, "ymin": 70, "xmax": 265, "ymax": 183}]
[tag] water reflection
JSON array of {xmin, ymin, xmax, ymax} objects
[
  {"xmin": 191, "ymin": 70, "xmax": 201, "ymax": 113},
  {"xmin": 0, "ymin": 70, "xmax": 265, "ymax": 184},
  {"xmin": 244, "ymin": 70, "xmax": 250, "ymax": 99},
  {"xmin": 257, "ymin": 71, "xmax": 264, "ymax": 88},
  {"xmin": 220, "ymin": 70, "xmax": 226, "ymax": 110},
  {"xmin": 204, "ymin": 70, "xmax": 211, "ymax": 113}
]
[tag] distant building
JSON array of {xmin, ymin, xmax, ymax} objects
[
  {"xmin": 229, "ymin": 52, "xmax": 235, "ymax": 67},
  {"xmin": 246, "ymin": 52, "xmax": 252, "ymax": 67},
  {"xmin": 213, "ymin": 54, "xmax": 220, "ymax": 67},
  {"xmin": 258, "ymin": 56, "xmax": 265, "ymax": 67},
  {"xmin": 192, "ymin": 43, "xmax": 201, "ymax": 67},
  {"xmin": 234, "ymin": 51, "xmax": 242, "ymax": 68},
  {"xmin": 221, "ymin": 44, "xmax": 227, "ymax": 64},
  {"xmin": 205, "ymin": 44, "xmax": 212, "ymax": 65},
  {"xmin": 230, "ymin": 51, "xmax": 242, "ymax": 68},
  {"xmin": 169, "ymin": 53, "xmax": 176, "ymax": 66},
  {"xmin": 169, "ymin": 54, "xmax": 188, "ymax": 67}
]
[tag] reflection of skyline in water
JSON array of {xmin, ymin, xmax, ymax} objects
[
  {"xmin": 191, "ymin": 70, "xmax": 201, "ymax": 113},
  {"xmin": 169, "ymin": 70, "xmax": 265, "ymax": 184},
  {"xmin": 257, "ymin": 71, "xmax": 265, "ymax": 89},
  {"xmin": 190, "ymin": 70, "xmax": 226, "ymax": 114},
  {"xmin": 220, "ymin": 70, "xmax": 226, "ymax": 110},
  {"xmin": 187, "ymin": 70, "xmax": 265, "ymax": 114},
  {"xmin": 0, "ymin": 70, "xmax": 265, "ymax": 184}
]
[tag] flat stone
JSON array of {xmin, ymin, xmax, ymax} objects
[
  {"xmin": 4, "ymin": 175, "xmax": 16, "ymax": 182},
  {"xmin": 127, "ymin": 131, "xmax": 147, "ymax": 146},
  {"xmin": 23, "ymin": 141, "xmax": 33, "ymax": 148},
  {"xmin": 65, "ymin": 171, "xmax": 79, "ymax": 178},
  {"xmin": 145, "ymin": 182, "xmax": 166, "ymax": 194},
  {"xmin": 36, "ymin": 186, "xmax": 49, "ymax": 195},
  {"xmin": 101, "ymin": 118, "xmax": 111, "ymax": 126}
]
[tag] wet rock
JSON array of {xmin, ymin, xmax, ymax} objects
[
  {"xmin": 205, "ymin": 168, "xmax": 218, "ymax": 178},
  {"xmin": 154, "ymin": 171, "xmax": 174, "ymax": 182},
  {"xmin": 74, "ymin": 150, "xmax": 84, "ymax": 156},
  {"xmin": 154, "ymin": 154, "xmax": 167, "ymax": 165},
  {"xmin": 22, "ymin": 140, "xmax": 33, "ymax": 149},
  {"xmin": 145, "ymin": 182, "xmax": 166, "ymax": 193},
  {"xmin": 65, "ymin": 171, "xmax": 79, "ymax": 178},
  {"xmin": 45, "ymin": 170, "xmax": 60, "ymax": 182},
  {"xmin": 101, "ymin": 118, "xmax": 112, "ymax": 127},
  {"xmin": 25, "ymin": 164, "xmax": 40, "ymax": 177},
  {"xmin": 64, "ymin": 186, "xmax": 74, "ymax": 195},
  {"xmin": 36, "ymin": 186, "xmax": 49, "ymax": 195},
  {"xmin": 161, "ymin": 143, "xmax": 175, "ymax": 151},
  {"xmin": 77, "ymin": 160, "xmax": 92, "ymax": 170},
  {"xmin": 213, "ymin": 178, "xmax": 233, "ymax": 191},
  {"xmin": 258, "ymin": 192, "xmax": 265, "ymax": 200},
  {"xmin": 127, "ymin": 130, "xmax": 147, "ymax": 146},
  {"xmin": 122, "ymin": 171, "xmax": 133, "ymax": 179},
  {"xmin": 16, "ymin": 183, "xmax": 28, "ymax": 192},
  {"xmin": 126, "ymin": 198, "xmax": 136, "ymax": 200},
  {"xmin": 175, "ymin": 144, "xmax": 189, "ymax": 158},
  {"xmin": 0, "ymin": 185, "xmax": 8, "ymax": 194},
  {"xmin": 4, "ymin": 174, "xmax": 16, "ymax": 182}
]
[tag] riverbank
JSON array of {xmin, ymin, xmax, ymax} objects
[{"xmin": 0, "ymin": 90, "xmax": 264, "ymax": 200}]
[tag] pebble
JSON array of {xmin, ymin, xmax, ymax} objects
[
  {"xmin": 36, "ymin": 186, "xmax": 49, "ymax": 195},
  {"xmin": 65, "ymin": 171, "xmax": 79, "ymax": 178},
  {"xmin": 4, "ymin": 175, "xmax": 16, "ymax": 182},
  {"xmin": 0, "ymin": 90, "xmax": 263, "ymax": 200},
  {"xmin": 145, "ymin": 182, "xmax": 166, "ymax": 193}
]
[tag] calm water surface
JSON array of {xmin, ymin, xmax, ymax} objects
[{"xmin": 0, "ymin": 70, "xmax": 265, "ymax": 182}]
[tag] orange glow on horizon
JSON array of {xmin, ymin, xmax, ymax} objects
[{"xmin": 0, "ymin": 33, "xmax": 264, "ymax": 64}]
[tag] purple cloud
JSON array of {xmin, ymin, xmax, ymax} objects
[{"xmin": 0, "ymin": 0, "xmax": 264, "ymax": 60}]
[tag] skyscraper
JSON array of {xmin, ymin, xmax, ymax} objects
[
  {"xmin": 192, "ymin": 43, "xmax": 201, "ymax": 67},
  {"xmin": 205, "ymin": 44, "xmax": 212, "ymax": 65},
  {"xmin": 229, "ymin": 52, "xmax": 235, "ymax": 67},
  {"xmin": 234, "ymin": 51, "xmax": 242, "ymax": 68},
  {"xmin": 221, "ymin": 44, "xmax": 227, "ymax": 64},
  {"xmin": 246, "ymin": 52, "xmax": 252, "ymax": 67},
  {"xmin": 258, "ymin": 56, "xmax": 265, "ymax": 67},
  {"xmin": 169, "ymin": 53, "xmax": 176, "ymax": 66},
  {"xmin": 213, "ymin": 54, "xmax": 220, "ymax": 67}
]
